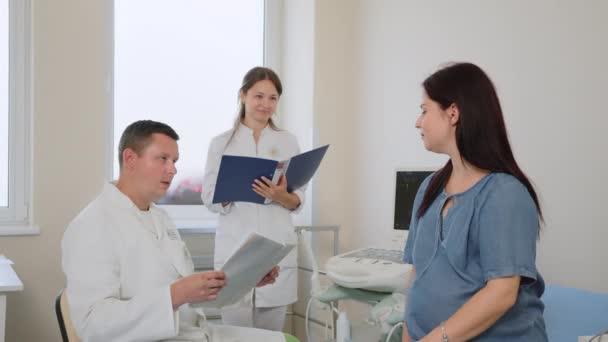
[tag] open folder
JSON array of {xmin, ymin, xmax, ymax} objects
[
  {"xmin": 190, "ymin": 232, "xmax": 295, "ymax": 309},
  {"xmin": 211, "ymin": 144, "xmax": 329, "ymax": 204}
]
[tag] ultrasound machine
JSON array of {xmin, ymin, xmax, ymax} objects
[
  {"xmin": 300, "ymin": 170, "xmax": 433, "ymax": 342},
  {"xmin": 325, "ymin": 170, "xmax": 432, "ymax": 292}
]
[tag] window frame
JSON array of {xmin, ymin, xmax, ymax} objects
[
  {"xmin": 0, "ymin": 0, "xmax": 37, "ymax": 235},
  {"xmin": 107, "ymin": 0, "xmax": 282, "ymax": 231}
]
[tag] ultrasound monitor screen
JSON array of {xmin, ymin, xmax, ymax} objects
[{"xmin": 394, "ymin": 170, "xmax": 433, "ymax": 230}]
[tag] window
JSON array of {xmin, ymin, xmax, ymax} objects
[
  {"xmin": 1, "ymin": 0, "xmax": 8, "ymax": 208},
  {"xmin": 0, "ymin": 0, "xmax": 36, "ymax": 235},
  {"xmin": 113, "ymin": 0, "xmax": 279, "ymax": 229}
]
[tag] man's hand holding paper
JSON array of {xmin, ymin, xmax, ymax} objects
[
  {"xmin": 190, "ymin": 233, "xmax": 295, "ymax": 309},
  {"xmin": 171, "ymin": 271, "xmax": 227, "ymax": 310},
  {"xmin": 256, "ymin": 266, "xmax": 280, "ymax": 287}
]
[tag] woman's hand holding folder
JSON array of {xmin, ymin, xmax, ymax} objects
[{"xmin": 252, "ymin": 175, "xmax": 300, "ymax": 209}]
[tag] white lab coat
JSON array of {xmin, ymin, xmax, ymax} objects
[
  {"xmin": 202, "ymin": 124, "xmax": 305, "ymax": 307},
  {"xmin": 61, "ymin": 182, "xmax": 284, "ymax": 342}
]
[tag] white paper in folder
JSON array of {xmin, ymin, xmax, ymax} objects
[
  {"xmin": 190, "ymin": 232, "xmax": 295, "ymax": 309},
  {"xmin": 0, "ymin": 255, "xmax": 14, "ymax": 265}
]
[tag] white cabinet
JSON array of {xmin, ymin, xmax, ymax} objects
[{"xmin": 0, "ymin": 261, "xmax": 24, "ymax": 342}]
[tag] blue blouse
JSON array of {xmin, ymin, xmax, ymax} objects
[{"xmin": 403, "ymin": 173, "xmax": 547, "ymax": 341}]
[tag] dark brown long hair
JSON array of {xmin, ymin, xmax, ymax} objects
[
  {"xmin": 237, "ymin": 66, "xmax": 282, "ymax": 126},
  {"xmin": 225, "ymin": 66, "xmax": 283, "ymax": 149},
  {"xmin": 416, "ymin": 63, "xmax": 542, "ymax": 227}
]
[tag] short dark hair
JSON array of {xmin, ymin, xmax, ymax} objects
[{"xmin": 118, "ymin": 120, "xmax": 179, "ymax": 168}]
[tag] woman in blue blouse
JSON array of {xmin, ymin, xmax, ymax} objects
[{"xmin": 402, "ymin": 63, "xmax": 547, "ymax": 341}]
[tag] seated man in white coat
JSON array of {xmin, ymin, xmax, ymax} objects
[{"xmin": 61, "ymin": 120, "xmax": 286, "ymax": 342}]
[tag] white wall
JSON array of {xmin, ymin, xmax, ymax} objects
[
  {"xmin": 314, "ymin": 0, "xmax": 608, "ymax": 293},
  {"xmin": 0, "ymin": 1, "xmax": 111, "ymax": 341},
  {"xmin": 280, "ymin": 0, "xmax": 315, "ymax": 227},
  {"xmin": 287, "ymin": 1, "xmax": 360, "ymax": 339}
]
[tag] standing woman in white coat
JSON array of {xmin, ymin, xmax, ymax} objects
[{"xmin": 202, "ymin": 67, "xmax": 304, "ymax": 331}]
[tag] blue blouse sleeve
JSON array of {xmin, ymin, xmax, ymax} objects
[
  {"xmin": 403, "ymin": 175, "xmax": 433, "ymax": 264},
  {"xmin": 478, "ymin": 176, "xmax": 540, "ymax": 283}
]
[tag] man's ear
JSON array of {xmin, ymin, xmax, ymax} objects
[
  {"xmin": 122, "ymin": 148, "xmax": 138, "ymax": 171},
  {"xmin": 449, "ymin": 103, "xmax": 460, "ymax": 126}
]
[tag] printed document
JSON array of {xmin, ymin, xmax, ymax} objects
[{"xmin": 190, "ymin": 232, "xmax": 295, "ymax": 308}]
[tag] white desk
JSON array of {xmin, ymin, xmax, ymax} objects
[
  {"xmin": 0, "ymin": 263, "xmax": 24, "ymax": 342},
  {"xmin": 579, "ymin": 335, "xmax": 608, "ymax": 342}
]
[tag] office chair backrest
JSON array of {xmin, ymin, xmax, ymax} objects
[{"xmin": 55, "ymin": 289, "xmax": 81, "ymax": 342}]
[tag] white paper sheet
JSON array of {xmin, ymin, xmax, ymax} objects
[
  {"xmin": 190, "ymin": 232, "xmax": 294, "ymax": 308},
  {"xmin": 0, "ymin": 255, "xmax": 14, "ymax": 265}
]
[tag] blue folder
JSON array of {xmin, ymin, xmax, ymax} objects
[{"xmin": 212, "ymin": 145, "xmax": 329, "ymax": 204}]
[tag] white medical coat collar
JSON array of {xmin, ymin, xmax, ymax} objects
[
  {"xmin": 104, "ymin": 181, "xmax": 158, "ymax": 214},
  {"xmin": 236, "ymin": 122, "xmax": 273, "ymax": 138}
]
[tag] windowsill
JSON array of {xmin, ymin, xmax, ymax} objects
[
  {"xmin": 0, "ymin": 224, "xmax": 40, "ymax": 236},
  {"xmin": 174, "ymin": 218, "xmax": 217, "ymax": 234},
  {"xmin": 178, "ymin": 227, "xmax": 216, "ymax": 234}
]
